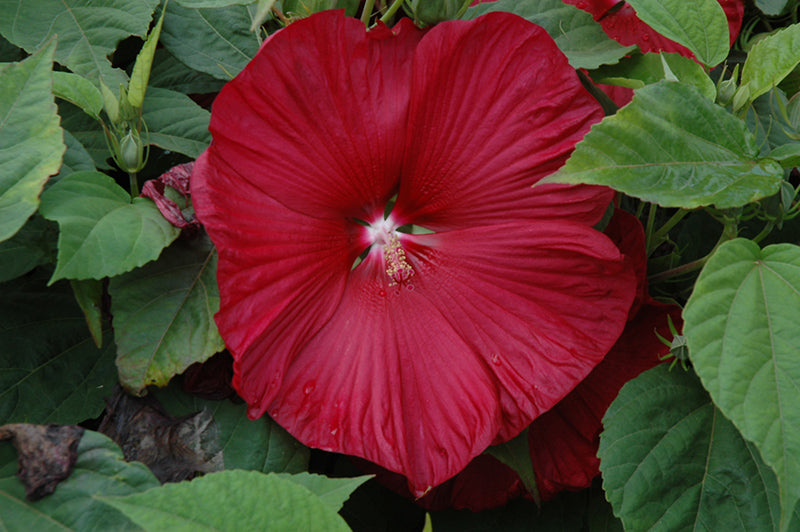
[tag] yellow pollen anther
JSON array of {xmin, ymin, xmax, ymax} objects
[{"xmin": 384, "ymin": 235, "xmax": 414, "ymax": 286}]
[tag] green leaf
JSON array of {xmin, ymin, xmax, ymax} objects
[
  {"xmin": 768, "ymin": 142, "xmax": 800, "ymax": 168},
  {"xmin": 100, "ymin": 470, "xmax": 357, "ymax": 531},
  {"xmin": 0, "ymin": 273, "xmax": 117, "ymax": 425},
  {"xmin": 746, "ymin": 89, "xmax": 798, "ymax": 155},
  {"xmin": 279, "ymin": 472, "xmax": 371, "ymax": 512},
  {"xmin": 0, "ymin": 38, "xmax": 64, "ymax": 243},
  {"xmin": 0, "ymin": 215, "xmax": 54, "ymax": 283},
  {"xmin": 148, "ymin": 49, "xmax": 226, "ymax": 95},
  {"xmin": 626, "ymin": 0, "xmax": 729, "ymax": 66},
  {"xmin": 736, "ymin": 23, "xmax": 800, "ymax": 112},
  {"xmin": 466, "ymin": 0, "xmax": 636, "ymax": 70},
  {"xmin": 59, "ymin": 100, "xmax": 113, "ymax": 170},
  {"xmin": 599, "ymin": 364, "xmax": 795, "ymax": 531},
  {"xmin": 485, "ymin": 429, "xmax": 540, "ymax": 505},
  {"xmin": 155, "ymin": 386, "xmax": 310, "ymax": 474},
  {"xmin": 56, "ymin": 130, "xmax": 97, "ymax": 180},
  {"xmin": 161, "ymin": 2, "xmax": 261, "ymax": 80},
  {"xmin": 110, "ymin": 235, "xmax": 223, "ymax": 392},
  {"xmin": 70, "ymin": 278, "xmax": 104, "ymax": 347},
  {"xmin": 39, "ymin": 171, "xmax": 180, "ymax": 282},
  {"xmin": 128, "ymin": 3, "xmax": 167, "ymax": 109},
  {"xmin": 684, "ymin": 239, "xmax": 800, "ymax": 530},
  {"xmin": 0, "ymin": 0, "xmax": 159, "ymax": 88},
  {"xmin": 52, "ymin": 71, "xmax": 103, "ymax": 119},
  {"xmin": 756, "ymin": 0, "xmax": 792, "ymax": 15},
  {"xmin": 545, "ymin": 81, "xmax": 784, "ymax": 208},
  {"xmin": 143, "ymin": 87, "xmax": 211, "ymax": 158},
  {"xmin": 591, "ymin": 52, "xmax": 716, "ymax": 100},
  {"xmin": 174, "ymin": 0, "xmax": 255, "ymax": 6},
  {"xmin": 0, "ymin": 430, "xmax": 159, "ymax": 532}
]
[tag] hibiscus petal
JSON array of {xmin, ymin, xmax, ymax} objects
[
  {"xmin": 261, "ymin": 221, "xmax": 634, "ymax": 494},
  {"xmin": 191, "ymin": 150, "xmax": 365, "ymax": 408},
  {"xmin": 207, "ymin": 11, "xmax": 422, "ymax": 221},
  {"xmin": 394, "ymin": 12, "xmax": 611, "ymax": 231},
  {"xmin": 529, "ymin": 300, "xmax": 682, "ymax": 500},
  {"xmin": 563, "ymin": 1, "xmax": 744, "ymax": 57}
]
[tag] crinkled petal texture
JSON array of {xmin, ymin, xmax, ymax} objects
[
  {"xmin": 192, "ymin": 10, "xmax": 637, "ymax": 494},
  {"xmin": 563, "ymin": 0, "xmax": 745, "ymax": 57}
]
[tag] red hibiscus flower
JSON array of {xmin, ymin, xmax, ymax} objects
[
  {"xmin": 191, "ymin": 10, "xmax": 637, "ymax": 495},
  {"xmin": 563, "ymin": 0, "xmax": 744, "ymax": 57},
  {"xmin": 356, "ymin": 210, "xmax": 681, "ymax": 509}
]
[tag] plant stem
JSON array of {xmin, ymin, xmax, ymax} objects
[
  {"xmin": 648, "ymin": 209, "xmax": 688, "ymax": 255},
  {"xmin": 130, "ymin": 171, "xmax": 140, "ymax": 198},
  {"xmin": 361, "ymin": 0, "xmax": 375, "ymax": 25},
  {"xmin": 379, "ymin": 0, "xmax": 404, "ymax": 24},
  {"xmin": 645, "ymin": 203, "xmax": 657, "ymax": 254},
  {"xmin": 454, "ymin": 0, "xmax": 473, "ymax": 19},
  {"xmin": 752, "ymin": 220, "xmax": 775, "ymax": 244},
  {"xmin": 648, "ymin": 220, "xmax": 737, "ymax": 282}
]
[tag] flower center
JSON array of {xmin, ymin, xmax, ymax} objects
[
  {"xmin": 383, "ymin": 234, "xmax": 414, "ymax": 286},
  {"xmin": 361, "ymin": 217, "xmax": 416, "ymax": 288}
]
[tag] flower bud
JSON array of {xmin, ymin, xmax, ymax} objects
[
  {"xmin": 408, "ymin": 0, "xmax": 469, "ymax": 26},
  {"xmin": 115, "ymin": 128, "xmax": 147, "ymax": 173}
]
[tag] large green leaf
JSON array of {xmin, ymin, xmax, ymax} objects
[
  {"xmin": 756, "ymin": 0, "xmax": 793, "ymax": 15},
  {"xmin": 684, "ymin": 239, "xmax": 800, "ymax": 530},
  {"xmin": 466, "ymin": 0, "xmax": 635, "ymax": 70},
  {"xmin": 52, "ymin": 71, "xmax": 103, "ymax": 119},
  {"xmin": 148, "ymin": 49, "xmax": 226, "ymax": 95},
  {"xmin": 155, "ymin": 386, "xmax": 310, "ymax": 474},
  {"xmin": 599, "ymin": 364, "xmax": 796, "ymax": 531},
  {"xmin": 0, "ymin": 0, "xmax": 159, "ymax": 88},
  {"xmin": 0, "ymin": 39, "xmax": 64, "ymax": 243},
  {"xmin": 0, "ymin": 430, "xmax": 159, "ymax": 532},
  {"xmin": 544, "ymin": 81, "xmax": 784, "ymax": 208},
  {"xmin": 161, "ymin": 2, "xmax": 261, "ymax": 80},
  {"xmin": 59, "ymin": 101, "xmax": 113, "ymax": 169},
  {"xmin": 279, "ymin": 472, "xmax": 371, "ymax": 512},
  {"xmin": 39, "ymin": 171, "xmax": 180, "ymax": 283},
  {"xmin": 0, "ymin": 274, "xmax": 116, "ymax": 425},
  {"xmin": 100, "ymin": 470, "xmax": 358, "ymax": 531},
  {"xmin": 110, "ymin": 235, "xmax": 223, "ymax": 392},
  {"xmin": 626, "ymin": 0, "xmax": 729, "ymax": 66},
  {"xmin": 56, "ymin": 130, "xmax": 97, "ymax": 180},
  {"xmin": 143, "ymin": 87, "xmax": 212, "ymax": 158},
  {"xmin": 735, "ymin": 23, "xmax": 800, "ymax": 111},
  {"xmin": 591, "ymin": 52, "xmax": 716, "ymax": 100},
  {"xmin": 0, "ymin": 215, "xmax": 54, "ymax": 283}
]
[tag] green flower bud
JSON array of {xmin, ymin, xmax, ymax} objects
[
  {"xmin": 407, "ymin": 0, "xmax": 470, "ymax": 26},
  {"xmin": 115, "ymin": 128, "xmax": 148, "ymax": 173}
]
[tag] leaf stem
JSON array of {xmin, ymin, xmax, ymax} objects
[
  {"xmin": 648, "ymin": 209, "xmax": 689, "ymax": 255},
  {"xmin": 130, "ymin": 172, "xmax": 140, "ymax": 198},
  {"xmin": 379, "ymin": 0, "xmax": 404, "ymax": 24},
  {"xmin": 752, "ymin": 220, "xmax": 775, "ymax": 244},
  {"xmin": 361, "ymin": 0, "xmax": 375, "ymax": 25},
  {"xmin": 648, "ymin": 220, "xmax": 737, "ymax": 282},
  {"xmin": 645, "ymin": 203, "xmax": 657, "ymax": 254}
]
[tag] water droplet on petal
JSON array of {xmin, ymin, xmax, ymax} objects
[
  {"xmin": 576, "ymin": 1, "xmax": 586, "ymax": 8},
  {"xmin": 438, "ymin": 447, "xmax": 447, "ymax": 457},
  {"xmin": 330, "ymin": 424, "xmax": 339, "ymax": 436},
  {"xmin": 270, "ymin": 410, "xmax": 279, "ymax": 418},
  {"xmin": 303, "ymin": 381, "xmax": 315, "ymax": 395},
  {"xmin": 247, "ymin": 406, "xmax": 261, "ymax": 418},
  {"xmin": 642, "ymin": 33, "xmax": 650, "ymax": 42},
  {"xmin": 379, "ymin": 289, "xmax": 386, "ymax": 297},
  {"xmin": 490, "ymin": 354, "xmax": 501, "ymax": 366}
]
